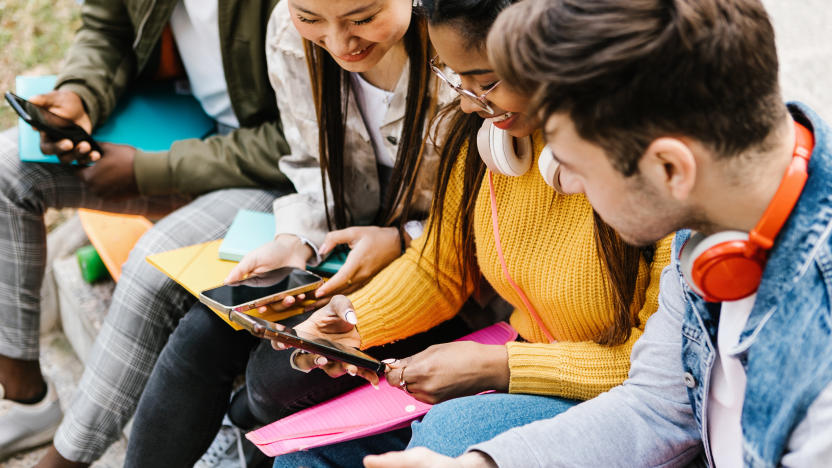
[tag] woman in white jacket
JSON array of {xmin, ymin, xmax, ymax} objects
[{"xmin": 124, "ymin": 1, "xmax": 466, "ymax": 467}]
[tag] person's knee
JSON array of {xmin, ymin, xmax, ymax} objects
[
  {"xmin": 244, "ymin": 347, "xmax": 292, "ymax": 422},
  {"xmin": 0, "ymin": 142, "xmax": 40, "ymax": 207},
  {"xmin": 408, "ymin": 396, "xmax": 476, "ymax": 454},
  {"xmin": 244, "ymin": 342, "xmax": 325, "ymax": 423},
  {"xmin": 156, "ymin": 305, "xmax": 246, "ymax": 381},
  {"xmin": 115, "ymin": 226, "xmax": 188, "ymax": 315},
  {"xmin": 416, "ymin": 397, "xmax": 467, "ymax": 430}
]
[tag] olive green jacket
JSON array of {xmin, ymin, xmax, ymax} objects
[{"xmin": 55, "ymin": 0, "xmax": 290, "ymax": 195}]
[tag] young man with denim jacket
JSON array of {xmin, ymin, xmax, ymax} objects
[
  {"xmin": 363, "ymin": 0, "xmax": 832, "ymax": 467},
  {"xmin": 0, "ymin": 0, "xmax": 292, "ymax": 466}
]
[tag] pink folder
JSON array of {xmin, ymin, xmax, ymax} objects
[{"xmin": 246, "ymin": 322, "xmax": 518, "ymax": 456}]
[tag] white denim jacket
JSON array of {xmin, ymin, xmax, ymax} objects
[{"xmin": 265, "ymin": 1, "xmax": 451, "ymax": 250}]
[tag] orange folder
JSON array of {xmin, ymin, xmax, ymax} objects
[
  {"xmin": 77, "ymin": 209, "xmax": 154, "ymax": 282},
  {"xmin": 145, "ymin": 240, "xmax": 305, "ymax": 330}
]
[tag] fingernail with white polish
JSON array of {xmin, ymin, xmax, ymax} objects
[
  {"xmin": 315, "ymin": 356, "xmax": 328, "ymax": 366},
  {"xmin": 347, "ymin": 368, "xmax": 356, "ymax": 376},
  {"xmin": 344, "ymin": 309, "xmax": 357, "ymax": 324},
  {"xmin": 381, "ymin": 358, "xmax": 396, "ymax": 364}
]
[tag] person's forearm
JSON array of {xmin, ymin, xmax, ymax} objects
[
  {"xmin": 459, "ymin": 452, "xmax": 497, "ymax": 468},
  {"xmin": 469, "ymin": 267, "xmax": 702, "ymax": 467},
  {"xmin": 480, "ymin": 345, "xmax": 510, "ymax": 392},
  {"xmin": 135, "ymin": 120, "xmax": 291, "ymax": 196}
]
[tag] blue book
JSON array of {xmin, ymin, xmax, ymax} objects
[
  {"xmin": 218, "ymin": 210, "xmax": 276, "ymax": 262},
  {"xmin": 15, "ymin": 75, "xmax": 215, "ymax": 163}
]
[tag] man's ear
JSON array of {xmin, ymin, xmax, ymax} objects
[{"xmin": 639, "ymin": 137, "xmax": 696, "ymax": 201}]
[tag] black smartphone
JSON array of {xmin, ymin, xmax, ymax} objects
[
  {"xmin": 4, "ymin": 91, "xmax": 103, "ymax": 154},
  {"xmin": 199, "ymin": 266, "xmax": 324, "ymax": 313},
  {"xmin": 228, "ymin": 311, "xmax": 385, "ymax": 375}
]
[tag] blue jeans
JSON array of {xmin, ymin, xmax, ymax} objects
[{"xmin": 273, "ymin": 392, "xmax": 578, "ymax": 467}]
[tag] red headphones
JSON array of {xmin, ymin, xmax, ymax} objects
[{"xmin": 679, "ymin": 121, "xmax": 814, "ymax": 302}]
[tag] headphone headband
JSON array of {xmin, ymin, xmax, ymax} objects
[
  {"xmin": 748, "ymin": 122, "xmax": 814, "ymax": 251},
  {"xmin": 680, "ymin": 120, "xmax": 815, "ymax": 302}
]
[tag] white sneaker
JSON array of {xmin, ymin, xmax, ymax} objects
[
  {"xmin": 0, "ymin": 378, "xmax": 63, "ymax": 460},
  {"xmin": 194, "ymin": 416, "xmax": 247, "ymax": 468}
]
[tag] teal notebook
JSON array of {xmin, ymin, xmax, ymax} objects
[
  {"xmin": 15, "ymin": 75, "xmax": 215, "ymax": 163},
  {"xmin": 218, "ymin": 210, "xmax": 276, "ymax": 262},
  {"xmin": 219, "ymin": 209, "xmax": 348, "ymax": 274}
]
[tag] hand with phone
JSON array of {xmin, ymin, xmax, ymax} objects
[
  {"xmin": 382, "ymin": 341, "xmax": 510, "ymax": 405},
  {"xmin": 224, "ymin": 234, "xmax": 316, "ymax": 313},
  {"xmin": 201, "ymin": 266, "xmax": 323, "ymax": 314},
  {"xmin": 27, "ymin": 90, "xmax": 99, "ymax": 163},
  {"xmin": 313, "ymin": 226, "xmax": 405, "ymax": 299},
  {"xmin": 273, "ymin": 295, "xmax": 385, "ymax": 385},
  {"xmin": 7, "ymin": 90, "xmax": 141, "ymax": 198}
]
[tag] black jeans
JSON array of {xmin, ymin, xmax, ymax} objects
[{"xmin": 124, "ymin": 302, "xmax": 470, "ymax": 467}]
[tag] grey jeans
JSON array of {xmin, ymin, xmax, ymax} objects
[{"xmin": 0, "ymin": 128, "xmax": 287, "ymax": 462}]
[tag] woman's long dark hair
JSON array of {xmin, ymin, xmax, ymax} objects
[
  {"xmin": 303, "ymin": 10, "xmax": 436, "ymax": 233},
  {"xmin": 423, "ymin": 0, "xmax": 649, "ymax": 346}
]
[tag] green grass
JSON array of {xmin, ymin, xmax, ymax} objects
[{"xmin": 0, "ymin": 0, "xmax": 81, "ymax": 129}]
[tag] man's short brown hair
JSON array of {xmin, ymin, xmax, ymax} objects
[{"xmin": 489, "ymin": 0, "xmax": 787, "ymax": 175}]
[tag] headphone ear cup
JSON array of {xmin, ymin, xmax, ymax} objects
[
  {"xmin": 679, "ymin": 231, "xmax": 709, "ymax": 297},
  {"xmin": 477, "ymin": 120, "xmax": 500, "ymax": 173},
  {"xmin": 538, "ymin": 145, "xmax": 566, "ymax": 193},
  {"xmin": 476, "ymin": 120, "xmax": 532, "ymax": 176},
  {"xmin": 680, "ymin": 230, "xmax": 766, "ymax": 301}
]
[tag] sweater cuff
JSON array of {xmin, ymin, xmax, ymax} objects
[
  {"xmin": 133, "ymin": 149, "xmax": 173, "ymax": 196},
  {"xmin": 506, "ymin": 341, "xmax": 566, "ymax": 395}
]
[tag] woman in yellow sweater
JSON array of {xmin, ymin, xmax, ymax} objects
[{"xmin": 270, "ymin": 0, "xmax": 672, "ymax": 464}]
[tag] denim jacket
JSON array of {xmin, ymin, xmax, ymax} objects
[
  {"xmin": 471, "ymin": 103, "xmax": 832, "ymax": 468},
  {"xmin": 678, "ymin": 103, "xmax": 832, "ymax": 467}
]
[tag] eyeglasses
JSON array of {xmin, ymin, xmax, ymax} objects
[{"xmin": 430, "ymin": 56, "xmax": 501, "ymax": 114}]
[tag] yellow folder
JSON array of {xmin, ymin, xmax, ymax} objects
[{"xmin": 146, "ymin": 240, "xmax": 305, "ymax": 330}]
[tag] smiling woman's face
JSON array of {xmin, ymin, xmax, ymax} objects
[
  {"xmin": 428, "ymin": 23, "xmax": 537, "ymax": 138},
  {"xmin": 289, "ymin": 0, "xmax": 411, "ymax": 73}
]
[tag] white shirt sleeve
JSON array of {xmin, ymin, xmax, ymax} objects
[
  {"xmin": 781, "ymin": 382, "xmax": 832, "ymax": 467},
  {"xmin": 265, "ymin": 2, "xmax": 334, "ymax": 248},
  {"xmin": 469, "ymin": 265, "xmax": 703, "ymax": 467}
]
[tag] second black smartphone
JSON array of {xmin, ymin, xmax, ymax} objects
[
  {"xmin": 5, "ymin": 91, "xmax": 102, "ymax": 154},
  {"xmin": 228, "ymin": 311, "xmax": 386, "ymax": 376}
]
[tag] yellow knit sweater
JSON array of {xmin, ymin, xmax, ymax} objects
[{"xmin": 349, "ymin": 133, "xmax": 672, "ymax": 400}]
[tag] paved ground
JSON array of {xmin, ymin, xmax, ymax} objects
[
  {"xmin": 2, "ymin": 333, "xmax": 127, "ymax": 468},
  {"xmin": 763, "ymin": 0, "xmax": 832, "ymax": 122},
  {"xmin": 3, "ymin": 1, "xmax": 831, "ymax": 467}
]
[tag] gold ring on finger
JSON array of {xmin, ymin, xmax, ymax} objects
[{"xmin": 398, "ymin": 366, "xmax": 407, "ymax": 388}]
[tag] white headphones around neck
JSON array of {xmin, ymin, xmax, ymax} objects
[{"xmin": 476, "ymin": 119, "xmax": 564, "ymax": 192}]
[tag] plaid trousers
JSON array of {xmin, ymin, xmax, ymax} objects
[{"xmin": 0, "ymin": 129, "xmax": 286, "ymax": 462}]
